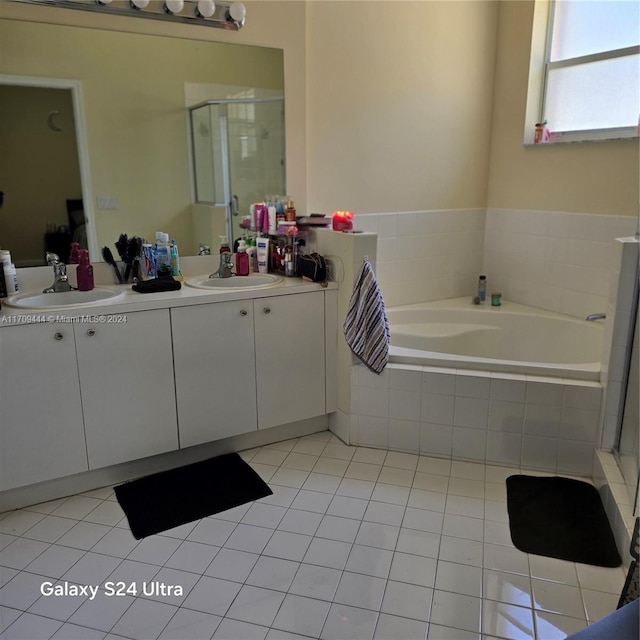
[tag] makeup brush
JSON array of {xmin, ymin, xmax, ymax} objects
[{"xmin": 102, "ymin": 246, "xmax": 123, "ymax": 284}]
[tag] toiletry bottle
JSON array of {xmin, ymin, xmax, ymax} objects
[
  {"xmin": 155, "ymin": 232, "xmax": 172, "ymax": 271},
  {"xmin": 219, "ymin": 235, "xmax": 231, "ymax": 255},
  {"xmin": 268, "ymin": 205, "xmax": 277, "ymax": 233},
  {"xmin": 256, "ymin": 237, "xmax": 269, "ymax": 273},
  {"xmin": 247, "ymin": 238, "xmax": 258, "ymax": 272},
  {"xmin": 236, "ymin": 240, "xmax": 250, "ymax": 276},
  {"xmin": 68, "ymin": 242, "xmax": 80, "ymax": 264},
  {"xmin": 285, "ymin": 199, "xmax": 296, "ymax": 222},
  {"xmin": 170, "ymin": 239, "xmax": 180, "ymax": 277},
  {"xmin": 142, "ymin": 243, "xmax": 157, "ymax": 279},
  {"xmin": 77, "ymin": 250, "xmax": 94, "ymax": 291},
  {"xmin": 4, "ymin": 263, "xmax": 18, "ymax": 294},
  {"xmin": 477, "ymin": 275, "xmax": 487, "ymax": 302}
]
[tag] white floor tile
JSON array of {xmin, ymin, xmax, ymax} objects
[
  {"xmin": 20, "ymin": 515, "xmax": 77, "ymax": 543},
  {"xmin": 430, "ymin": 590, "xmax": 482, "ymax": 633},
  {"xmin": 0, "ymin": 611, "xmax": 63, "ymax": 639},
  {"xmin": 262, "ymin": 531, "xmax": 312, "ymax": 562},
  {"xmin": 181, "ymin": 576, "xmax": 242, "ymax": 616},
  {"xmin": 315, "ymin": 515, "xmax": 360, "ymax": 543},
  {"xmin": 225, "ymin": 585, "xmax": 285, "ymax": 627},
  {"xmin": 380, "ymin": 580, "xmax": 433, "ymax": 621},
  {"xmin": 110, "ymin": 597, "xmax": 178, "ymax": 640},
  {"xmin": 246, "ymin": 556, "xmax": 299, "ymax": 591},
  {"xmin": 0, "ymin": 538, "xmax": 50, "ymax": 570},
  {"xmin": 1, "ymin": 435, "xmax": 615, "ymax": 640},
  {"xmin": 288, "ymin": 564, "xmax": 342, "ymax": 602},
  {"xmin": 334, "ymin": 571, "xmax": 386, "ymax": 611},
  {"xmin": 212, "ymin": 618, "xmax": 269, "ymax": 640},
  {"xmin": 389, "ymin": 552, "xmax": 437, "ymax": 588},
  {"xmin": 204, "ymin": 548, "xmax": 259, "ymax": 583},
  {"xmin": 373, "ymin": 613, "xmax": 428, "ymax": 640},
  {"xmin": 272, "ymin": 594, "xmax": 331, "ymax": 637},
  {"xmin": 482, "ymin": 600, "xmax": 535, "ymax": 639},
  {"xmin": 320, "ymin": 603, "xmax": 379, "ymax": 640},
  {"xmin": 24, "ymin": 544, "xmax": 85, "ymax": 579},
  {"xmin": 164, "ymin": 540, "xmax": 220, "ymax": 574},
  {"xmin": 158, "ymin": 608, "xmax": 221, "ymax": 640}
]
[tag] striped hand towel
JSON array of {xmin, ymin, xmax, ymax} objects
[{"xmin": 343, "ymin": 260, "xmax": 390, "ymax": 374}]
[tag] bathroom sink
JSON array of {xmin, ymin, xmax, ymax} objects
[
  {"xmin": 4, "ymin": 287, "xmax": 125, "ymax": 310},
  {"xmin": 186, "ymin": 274, "xmax": 283, "ymax": 290}
]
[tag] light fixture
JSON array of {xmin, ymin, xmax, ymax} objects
[
  {"xmin": 164, "ymin": 0, "xmax": 184, "ymax": 14},
  {"xmin": 17, "ymin": 0, "xmax": 247, "ymax": 30},
  {"xmin": 226, "ymin": 1, "xmax": 246, "ymax": 25},
  {"xmin": 195, "ymin": 0, "xmax": 215, "ymax": 19}
]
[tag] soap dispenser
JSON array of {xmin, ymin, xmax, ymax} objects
[
  {"xmin": 77, "ymin": 250, "xmax": 94, "ymax": 291},
  {"xmin": 236, "ymin": 240, "xmax": 250, "ymax": 276}
]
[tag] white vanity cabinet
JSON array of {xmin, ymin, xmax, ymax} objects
[
  {"xmin": 172, "ymin": 290, "xmax": 329, "ymax": 444},
  {"xmin": 0, "ymin": 322, "xmax": 88, "ymax": 490},
  {"xmin": 255, "ymin": 291, "xmax": 326, "ymax": 429},
  {"xmin": 172, "ymin": 299, "xmax": 257, "ymax": 448},
  {"xmin": 74, "ymin": 309, "xmax": 178, "ymax": 469}
]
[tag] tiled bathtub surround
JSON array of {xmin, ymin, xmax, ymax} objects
[
  {"xmin": 350, "ymin": 364, "xmax": 602, "ymax": 477},
  {"xmin": 354, "ymin": 208, "xmax": 636, "ymax": 316},
  {"xmin": 483, "ymin": 209, "xmax": 637, "ymax": 320},
  {"xmin": 355, "ymin": 209, "xmax": 486, "ymax": 308}
]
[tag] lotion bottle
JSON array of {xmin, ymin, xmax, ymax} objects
[{"xmin": 256, "ymin": 236, "xmax": 269, "ymax": 273}]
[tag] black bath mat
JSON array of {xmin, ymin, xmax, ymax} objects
[
  {"xmin": 506, "ymin": 475, "xmax": 621, "ymax": 567},
  {"xmin": 114, "ymin": 453, "xmax": 272, "ymax": 539}
]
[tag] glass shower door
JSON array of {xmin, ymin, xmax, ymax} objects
[
  {"xmin": 190, "ymin": 98, "xmax": 286, "ymax": 244},
  {"xmin": 225, "ymin": 98, "xmax": 286, "ymax": 241}
]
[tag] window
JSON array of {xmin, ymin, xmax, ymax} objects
[{"xmin": 541, "ymin": 0, "xmax": 639, "ymax": 139}]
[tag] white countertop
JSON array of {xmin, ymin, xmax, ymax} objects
[{"xmin": 0, "ymin": 256, "xmax": 337, "ymax": 326}]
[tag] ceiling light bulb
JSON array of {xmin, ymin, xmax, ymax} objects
[
  {"xmin": 165, "ymin": 0, "xmax": 184, "ymax": 13},
  {"xmin": 196, "ymin": 0, "xmax": 215, "ymax": 18},
  {"xmin": 226, "ymin": 1, "xmax": 246, "ymax": 23},
  {"xmin": 130, "ymin": 0, "xmax": 150, "ymax": 9}
]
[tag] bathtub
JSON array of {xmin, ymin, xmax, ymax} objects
[{"xmin": 387, "ymin": 297, "xmax": 604, "ymax": 381}]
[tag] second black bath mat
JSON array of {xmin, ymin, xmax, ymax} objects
[
  {"xmin": 114, "ymin": 452, "xmax": 272, "ymax": 539},
  {"xmin": 506, "ymin": 475, "xmax": 621, "ymax": 567}
]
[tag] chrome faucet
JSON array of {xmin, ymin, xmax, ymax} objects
[
  {"xmin": 586, "ymin": 313, "xmax": 606, "ymax": 321},
  {"xmin": 43, "ymin": 252, "xmax": 73, "ymax": 293},
  {"xmin": 209, "ymin": 251, "xmax": 234, "ymax": 279}
]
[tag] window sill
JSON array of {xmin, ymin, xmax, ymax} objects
[{"xmin": 524, "ymin": 126, "xmax": 639, "ymax": 146}]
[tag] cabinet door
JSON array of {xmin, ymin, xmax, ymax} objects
[
  {"xmin": 0, "ymin": 323, "xmax": 88, "ymax": 490},
  {"xmin": 255, "ymin": 292, "xmax": 326, "ymax": 429},
  {"xmin": 172, "ymin": 301, "xmax": 257, "ymax": 448},
  {"xmin": 74, "ymin": 310, "xmax": 178, "ymax": 469}
]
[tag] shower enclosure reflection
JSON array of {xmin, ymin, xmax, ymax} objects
[{"xmin": 190, "ymin": 97, "xmax": 286, "ymax": 243}]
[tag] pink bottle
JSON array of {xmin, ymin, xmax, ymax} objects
[
  {"xmin": 236, "ymin": 240, "xmax": 250, "ymax": 276},
  {"xmin": 77, "ymin": 250, "xmax": 94, "ymax": 291}
]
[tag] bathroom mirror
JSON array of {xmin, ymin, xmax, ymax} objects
[{"xmin": 0, "ymin": 17, "xmax": 285, "ymax": 265}]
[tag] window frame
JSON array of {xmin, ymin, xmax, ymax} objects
[{"xmin": 534, "ymin": 0, "xmax": 639, "ymax": 144}]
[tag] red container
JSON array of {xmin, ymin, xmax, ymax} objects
[{"xmin": 332, "ymin": 210, "xmax": 353, "ymax": 232}]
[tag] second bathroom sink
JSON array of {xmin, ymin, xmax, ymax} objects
[{"xmin": 186, "ymin": 274, "xmax": 283, "ymax": 290}]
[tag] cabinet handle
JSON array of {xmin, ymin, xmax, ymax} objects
[
  {"xmin": 240, "ymin": 309, "xmax": 248, "ymax": 317},
  {"xmin": 263, "ymin": 307, "xmax": 271, "ymax": 314},
  {"xmin": 87, "ymin": 328, "xmax": 96, "ymax": 337},
  {"xmin": 54, "ymin": 332, "xmax": 64, "ymax": 341}
]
